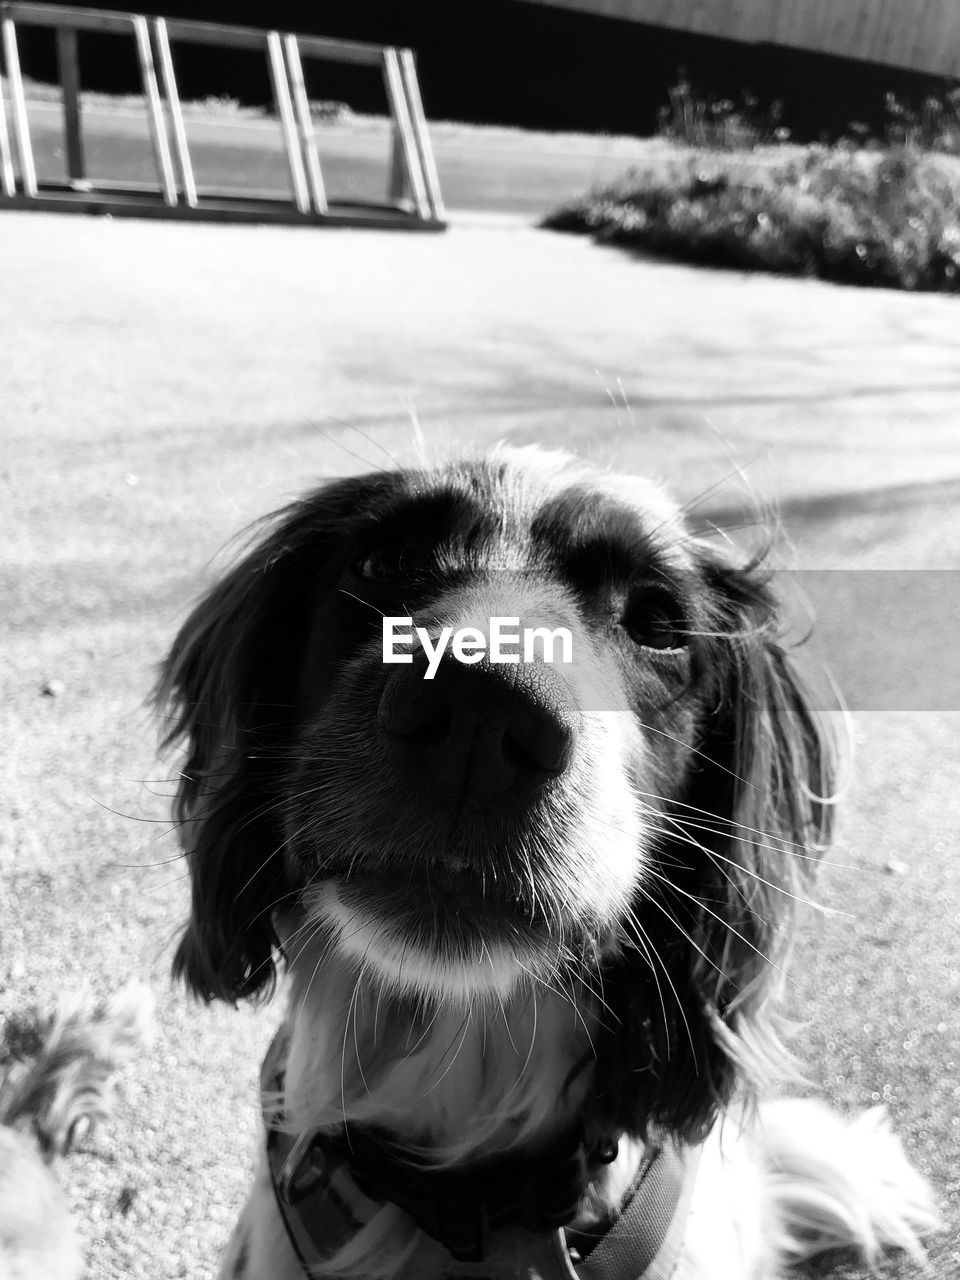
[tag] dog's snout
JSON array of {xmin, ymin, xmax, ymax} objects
[{"xmin": 379, "ymin": 655, "xmax": 579, "ymax": 806}]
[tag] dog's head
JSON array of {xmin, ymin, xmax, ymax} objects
[{"xmin": 158, "ymin": 446, "xmax": 831, "ymax": 1142}]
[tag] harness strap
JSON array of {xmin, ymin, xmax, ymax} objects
[
  {"xmin": 263, "ymin": 1029, "xmax": 701, "ymax": 1280},
  {"xmin": 262, "ymin": 1030, "xmax": 382, "ymax": 1270},
  {"xmin": 574, "ymin": 1141, "xmax": 701, "ymax": 1280},
  {"xmin": 436, "ymin": 1142, "xmax": 700, "ymax": 1280}
]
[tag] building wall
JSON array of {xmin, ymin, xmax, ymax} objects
[{"xmin": 517, "ymin": 0, "xmax": 960, "ymax": 78}]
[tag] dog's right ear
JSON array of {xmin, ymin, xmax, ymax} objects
[
  {"xmin": 155, "ymin": 478, "xmax": 378, "ymax": 1002},
  {"xmin": 156, "ymin": 524, "xmax": 304, "ymax": 1002}
]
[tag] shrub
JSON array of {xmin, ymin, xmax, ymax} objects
[
  {"xmin": 655, "ymin": 72, "xmax": 960, "ymax": 158},
  {"xmin": 543, "ymin": 146, "xmax": 960, "ymax": 292},
  {"xmin": 883, "ymin": 89, "xmax": 960, "ymax": 155},
  {"xmin": 657, "ymin": 72, "xmax": 791, "ymax": 150}
]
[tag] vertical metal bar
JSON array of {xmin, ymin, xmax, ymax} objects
[
  {"xmin": 283, "ymin": 33, "xmax": 326, "ymax": 213},
  {"xmin": 387, "ymin": 123, "xmax": 406, "ymax": 202},
  {"xmin": 0, "ymin": 39, "xmax": 16, "ymax": 196},
  {"xmin": 133, "ymin": 14, "xmax": 176, "ymax": 205},
  {"xmin": 152, "ymin": 17, "xmax": 196, "ymax": 206},
  {"xmin": 55, "ymin": 26, "xmax": 85, "ymax": 185},
  {"xmin": 266, "ymin": 30, "xmax": 308, "ymax": 214},
  {"xmin": 2, "ymin": 16, "xmax": 36, "ymax": 196},
  {"xmin": 398, "ymin": 48, "xmax": 444, "ymax": 222},
  {"xmin": 381, "ymin": 47, "xmax": 427, "ymax": 219}
]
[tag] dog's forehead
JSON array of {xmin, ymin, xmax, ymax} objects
[{"xmin": 418, "ymin": 448, "xmax": 689, "ymax": 562}]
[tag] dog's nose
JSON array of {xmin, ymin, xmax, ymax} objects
[{"xmin": 378, "ymin": 654, "xmax": 579, "ymax": 806}]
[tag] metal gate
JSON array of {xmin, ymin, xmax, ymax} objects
[{"xmin": 0, "ymin": 3, "xmax": 445, "ymax": 228}]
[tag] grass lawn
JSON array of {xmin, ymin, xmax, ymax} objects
[{"xmin": 1, "ymin": 198, "xmax": 958, "ymax": 1280}]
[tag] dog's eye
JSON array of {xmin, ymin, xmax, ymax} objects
[
  {"xmin": 356, "ymin": 542, "xmax": 407, "ymax": 583},
  {"xmin": 622, "ymin": 591, "xmax": 686, "ymax": 651}
]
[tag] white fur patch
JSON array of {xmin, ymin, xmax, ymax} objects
[{"xmin": 311, "ymin": 881, "xmax": 530, "ymax": 1004}]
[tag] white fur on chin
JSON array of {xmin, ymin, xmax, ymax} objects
[{"xmin": 308, "ymin": 880, "xmax": 537, "ymax": 1005}]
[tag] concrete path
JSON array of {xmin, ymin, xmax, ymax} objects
[{"xmin": 6, "ymin": 208, "xmax": 960, "ymax": 524}]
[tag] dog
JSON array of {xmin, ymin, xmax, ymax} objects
[
  {"xmin": 158, "ymin": 446, "xmax": 939, "ymax": 1279},
  {"xmin": 0, "ymin": 981, "xmax": 154, "ymax": 1280}
]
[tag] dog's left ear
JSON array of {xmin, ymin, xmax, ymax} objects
[
  {"xmin": 695, "ymin": 548, "xmax": 834, "ymax": 849},
  {"xmin": 601, "ymin": 550, "xmax": 834, "ymax": 1142},
  {"xmin": 684, "ymin": 551, "xmax": 834, "ymax": 1098}
]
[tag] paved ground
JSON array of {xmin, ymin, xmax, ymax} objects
[
  {"xmin": 1, "ymin": 207, "xmax": 958, "ymax": 1278},
  {"xmin": 23, "ymin": 100, "xmax": 660, "ymax": 214}
]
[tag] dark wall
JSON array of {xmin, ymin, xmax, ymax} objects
[{"xmin": 15, "ymin": 0, "xmax": 949, "ymax": 142}]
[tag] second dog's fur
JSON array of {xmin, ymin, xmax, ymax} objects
[{"xmin": 0, "ymin": 982, "xmax": 154, "ymax": 1280}]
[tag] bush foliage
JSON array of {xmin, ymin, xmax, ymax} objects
[
  {"xmin": 543, "ymin": 146, "xmax": 960, "ymax": 292},
  {"xmin": 656, "ymin": 74, "xmax": 792, "ymax": 150}
]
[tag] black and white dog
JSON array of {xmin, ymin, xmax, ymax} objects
[{"xmin": 159, "ymin": 446, "xmax": 937, "ymax": 1279}]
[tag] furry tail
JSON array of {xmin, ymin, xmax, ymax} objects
[
  {"xmin": 759, "ymin": 1098, "xmax": 941, "ymax": 1272},
  {"xmin": 0, "ymin": 980, "xmax": 155, "ymax": 1158}
]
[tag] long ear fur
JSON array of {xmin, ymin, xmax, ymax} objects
[
  {"xmin": 597, "ymin": 553, "xmax": 833, "ymax": 1143},
  {"xmin": 156, "ymin": 477, "xmax": 382, "ymax": 1002}
]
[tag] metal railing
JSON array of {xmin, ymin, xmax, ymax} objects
[{"xmin": 0, "ymin": 3, "xmax": 445, "ymax": 228}]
